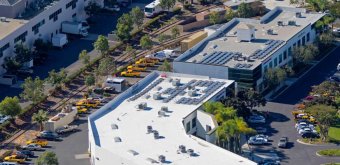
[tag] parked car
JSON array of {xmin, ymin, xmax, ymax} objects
[
  {"xmin": 0, "ymin": 114, "xmax": 10, "ymax": 124},
  {"xmin": 255, "ymin": 127, "xmax": 267, "ymax": 133},
  {"xmin": 4, "ymin": 155, "xmax": 26, "ymax": 163},
  {"xmin": 0, "ymin": 162, "xmax": 19, "ymax": 165},
  {"xmin": 253, "ymin": 134, "xmax": 269, "ymax": 140},
  {"xmin": 26, "ymin": 138, "xmax": 48, "ymax": 146},
  {"xmin": 16, "ymin": 150, "xmax": 34, "ymax": 157},
  {"xmin": 248, "ymin": 137, "xmax": 267, "ymax": 145},
  {"xmin": 278, "ymin": 137, "xmax": 288, "ymax": 148},
  {"xmin": 37, "ymin": 132, "xmax": 61, "ymax": 141},
  {"xmin": 329, "ymin": 76, "xmax": 340, "ymax": 83},
  {"xmin": 56, "ymin": 125, "xmax": 79, "ymax": 134},
  {"xmin": 301, "ymin": 132, "xmax": 319, "ymax": 138},
  {"xmin": 296, "ymin": 123, "xmax": 314, "ymax": 131},
  {"xmin": 248, "ymin": 115, "xmax": 266, "ymax": 124},
  {"xmin": 22, "ymin": 144, "xmax": 42, "ymax": 151}
]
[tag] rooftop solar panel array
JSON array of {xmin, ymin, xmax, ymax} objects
[
  {"xmin": 129, "ymin": 78, "xmax": 164, "ymax": 101},
  {"xmin": 198, "ymin": 51, "xmax": 235, "ymax": 65},
  {"xmin": 162, "ymin": 80, "xmax": 197, "ymax": 103},
  {"xmin": 250, "ymin": 40, "xmax": 285, "ymax": 60},
  {"xmin": 176, "ymin": 81, "xmax": 226, "ymax": 105}
]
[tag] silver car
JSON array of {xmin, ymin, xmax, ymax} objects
[{"xmin": 278, "ymin": 137, "xmax": 288, "ymax": 148}]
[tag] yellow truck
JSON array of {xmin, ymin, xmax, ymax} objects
[
  {"xmin": 75, "ymin": 99, "xmax": 100, "ymax": 108},
  {"xmin": 120, "ymin": 70, "xmax": 141, "ymax": 77},
  {"xmin": 127, "ymin": 65, "xmax": 147, "ymax": 72},
  {"xmin": 76, "ymin": 106, "xmax": 89, "ymax": 114},
  {"xmin": 135, "ymin": 59, "xmax": 155, "ymax": 67}
]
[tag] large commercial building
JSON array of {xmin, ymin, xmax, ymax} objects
[
  {"xmin": 173, "ymin": 7, "xmax": 324, "ymax": 91},
  {"xmin": 0, "ymin": 0, "xmax": 103, "ymax": 75},
  {"xmin": 88, "ymin": 71, "xmax": 256, "ymax": 165}
]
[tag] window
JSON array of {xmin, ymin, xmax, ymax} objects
[
  {"xmin": 66, "ymin": 0, "xmax": 77, "ymax": 9},
  {"xmin": 14, "ymin": 31, "xmax": 27, "ymax": 43},
  {"xmin": 32, "ymin": 19, "xmax": 45, "ymax": 34},
  {"xmin": 288, "ymin": 47, "xmax": 292, "ymax": 56},
  {"xmin": 307, "ymin": 33, "xmax": 310, "ymax": 42},
  {"xmin": 274, "ymin": 58, "xmax": 278, "ymax": 67},
  {"xmin": 297, "ymin": 40, "xmax": 301, "ymax": 47},
  {"xmin": 302, "ymin": 36, "xmax": 306, "ymax": 46},
  {"xmin": 283, "ymin": 50, "xmax": 287, "ymax": 60},
  {"xmin": 186, "ymin": 122, "xmax": 190, "ymax": 132},
  {"xmin": 72, "ymin": 13, "xmax": 76, "ymax": 18},
  {"xmin": 0, "ymin": 43, "xmax": 10, "ymax": 57},
  {"xmin": 264, "ymin": 65, "xmax": 268, "ymax": 73},
  {"xmin": 192, "ymin": 117, "xmax": 196, "ymax": 128},
  {"xmin": 279, "ymin": 54, "xmax": 283, "ymax": 63},
  {"xmin": 269, "ymin": 61, "xmax": 273, "ymax": 68},
  {"xmin": 206, "ymin": 125, "xmax": 212, "ymax": 132},
  {"xmin": 49, "ymin": 9, "xmax": 62, "ymax": 21}
]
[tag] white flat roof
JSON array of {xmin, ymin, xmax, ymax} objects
[
  {"xmin": 175, "ymin": 7, "xmax": 324, "ymax": 70},
  {"xmin": 90, "ymin": 72, "xmax": 255, "ymax": 165}
]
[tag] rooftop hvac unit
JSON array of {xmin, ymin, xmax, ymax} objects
[
  {"xmin": 137, "ymin": 102, "xmax": 147, "ymax": 110},
  {"xmin": 111, "ymin": 124, "xmax": 118, "ymax": 130},
  {"xmin": 158, "ymin": 155, "xmax": 166, "ymax": 163},
  {"xmin": 156, "ymin": 86, "xmax": 162, "ymax": 91},
  {"xmin": 277, "ymin": 21, "xmax": 283, "ymax": 26},
  {"xmin": 188, "ymin": 85, "xmax": 195, "ymax": 90},
  {"xmin": 153, "ymin": 92, "xmax": 162, "ymax": 100},
  {"xmin": 114, "ymin": 137, "xmax": 122, "ymax": 142},
  {"xmin": 158, "ymin": 110, "xmax": 166, "ymax": 117},
  {"xmin": 296, "ymin": 12, "xmax": 302, "ymax": 18},
  {"xmin": 145, "ymin": 94, "xmax": 151, "ymax": 99},
  {"xmin": 267, "ymin": 29, "xmax": 274, "ymax": 35},
  {"xmin": 179, "ymin": 145, "xmax": 186, "ymax": 153},
  {"xmin": 147, "ymin": 125, "xmax": 153, "ymax": 134},
  {"xmin": 161, "ymin": 106, "xmax": 168, "ymax": 112},
  {"xmin": 172, "ymin": 79, "xmax": 180, "ymax": 86},
  {"xmin": 187, "ymin": 149, "xmax": 194, "ymax": 156},
  {"xmin": 288, "ymin": 20, "xmax": 296, "ymax": 26},
  {"xmin": 153, "ymin": 131, "xmax": 159, "ymax": 139},
  {"xmin": 188, "ymin": 90, "xmax": 196, "ymax": 97}
]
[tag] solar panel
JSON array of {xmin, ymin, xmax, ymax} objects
[
  {"xmin": 207, "ymin": 52, "xmax": 226, "ymax": 65},
  {"xmin": 204, "ymin": 52, "xmax": 223, "ymax": 64},
  {"xmin": 199, "ymin": 52, "xmax": 217, "ymax": 64}
]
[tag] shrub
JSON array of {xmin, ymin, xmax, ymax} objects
[{"xmin": 318, "ymin": 149, "xmax": 340, "ymax": 157}]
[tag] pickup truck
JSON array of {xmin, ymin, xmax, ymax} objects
[
  {"xmin": 135, "ymin": 60, "xmax": 155, "ymax": 67},
  {"xmin": 127, "ymin": 65, "xmax": 147, "ymax": 72},
  {"xmin": 120, "ymin": 70, "xmax": 141, "ymax": 77},
  {"xmin": 56, "ymin": 125, "xmax": 79, "ymax": 134}
]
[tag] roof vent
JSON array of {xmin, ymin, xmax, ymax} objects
[
  {"xmin": 188, "ymin": 90, "xmax": 196, "ymax": 97},
  {"xmin": 158, "ymin": 155, "xmax": 166, "ymax": 163},
  {"xmin": 111, "ymin": 124, "xmax": 118, "ymax": 130},
  {"xmin": 114, "ymin": 137, "xmax": 122, "ymax": 142},
  {"xmin": 179, "ymin": 145, "xmax": 186, "ymax": 153},
  {"xmin": 127, "ymin": 150, "xmax": 139, "ymax": 156},
  {"xmin": 156, "ymin": 86, "xmax": 162, "ymax": 91},
  {"xmin": 153, "ymin": 130, "xmax": 160, "ymax": 139},
  {"xmin": 267, "ymin": 29, "xmax": 274, "ymax": 35},
  {"xmin": 137, "ymin": 102, "xmax": 147, "ymax": 110},
  {"xmin": 288, "ymin": 20, "xmax": 296, "ymax": 26},
  {"xmin": 153, "ymin": 92, "xmax": 162, "ymax": 100},
  {"xmin": 187, "ymin": 149, "xmax": 195, "ymax": 156},
  {"xmin": 161, "ymin": 106, "xmax": 168, "ymax": 112},
  {"xmin": 146, "ymin": 158, "xmax": 158, "ymax": 164},
  {"xmin": 277, "ymin": 21, "xmax": 283, "ymax": 26},
  {"xmin": 296, "ymin": 12, "xmax": 302, "ymax": 18},
  {"xmin": 158, "ymin": 110, "xmax": 166, "ymax": 117},
  {"xmin": 172, "ymin": 79, "xmax": 180, "ymax": 86},
  {"xmin": 147, "ymin": 125, "xmax": 153, "ymax": 134}
]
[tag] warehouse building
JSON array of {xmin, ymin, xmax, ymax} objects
[
  {"xmin": 88, "ymin": 71, "xmax": 256, "ymax": 165},
  {"xmin": 173, "ymin": 7, "xmax": 324, "ymax": 91},
  {"xmin": 0, "ymin": 0, "xmax": 103, "ymax": 75}
]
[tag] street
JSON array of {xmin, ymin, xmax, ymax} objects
[{"xmin": 255, "ymin": 45, "xmax": 340, "ymax": 165}]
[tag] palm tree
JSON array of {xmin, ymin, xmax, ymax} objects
[
  {"xmin": 32, "ymin": 110, "xmax": 49, "ymax": 131},
  {"xmin": 233, "ymin": 117, "xmax": 255, "ymax": 153}
]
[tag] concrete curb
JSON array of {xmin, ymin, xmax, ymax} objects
[
  {"xmin": 315, "ymin": 150, "xmax": 340, "ymax": 157},
  {"xmin": 296, "ymin": 139, "xmax": 330, "ymax": 146},
  {"xmin": 268, "ymin": 45, "xmax": 339, "ymax": 101}
]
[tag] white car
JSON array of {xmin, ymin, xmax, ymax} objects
[
  {"xmin": 248, "ymin": 115, "xmax": 266, "ymax": 124},
  {"xmin": 22, "ymin": 144, "xmax": 42, "ymax": 151},
  {"xmin": 250, "ymin": 135, "xmax": 268, "ymax": 142},
  {"xmin": 0, "ymin": 115, "xmax": 10, "ymax": 124},
  {"xmin": 248, "ymin": 137, "xmax": 267, "ymax": 145},
  {"xmin": 298, "ymin": 127, "xmax": 317, "ymax": 135},
  {"xmin": 296, "ymin": 123, "xmax": 314, "ymax": 131},
  {"xmin": 146, "ymin": 49, "xmax": 175, "ymax": 61}
]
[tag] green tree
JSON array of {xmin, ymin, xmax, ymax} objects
[
  {"xmin": 158, "ymin": 59, "xmax": 172, "ymax": 71},
  {"xmin": 171, "ymin": 27, "xmax": 180, "ymax": 39},
  {"xmin": 306, "ymin": 0, "xmax": 328, "ymax": 12},
  {"xmin": 319, "ymin": 32, "xmax": 334, "ymax": 47},
  {"xmin": 20, "ymin": 77, "xmax": 45, "ymax": 104},
  {"xmin": 47, "ymin": 68, "xmax": 68, "ymax": 86},
  {"xmin": 305, "ymin": 105, "xmax": 338, "ymax": 141},
  {"xmin": 330, "ymin": 2, "xmax": 340, "ymax": 18},
  {"xmin": 140, "ymin": 35, "xmax": 152, "ymax": 49},
  {"xmin": 79, "ymin": 50, "xmax": 90, "ymax": 65},
  {"xmin": 292, "ymin": 44, "xmax": 319, "ymax": 65},
  {"xmin": 209, "ymin": 11, "xmax": 219, "ymax": 25},
  {"xmin": 2, "ymin": 57, "xmax": 22, "ymax": 74},
  {"xmin": 225, "ymin": 9, "xmax": 235, "ymax": 22},
  {"xmin": 116, "ymin": 13, "xmax": 133, "ymax": 41},
  {"xmin": 84, "ymin": 1, "xmax": 100, "ymax": 16},
  {"xmin": 96, "ymin": 57, "xmax": 116, "ymax": 77},
  {"xmin": 85, "ymin": 74, "xmax": 96, "ymax": 88},
  {"xmin": 160, "ymin": 0, "xmax": 176, "ymax": 10},
  {"xmin": 36, "ymin": 151, "xmax": 59, "ymax": 165},
  {"xmin": 14, "ymin": 43, "xmax": 32, "ymax": 64},
  {"xmin": 32, "ymin": 110, "xmax": 48, "ymax": 131},
  {"xmin": 94, "ymin": 35, "xmax": 109, "ymax": 57},
  {"xmin": 158, "ymin": 34, "xmax": 168, "ymax": 43},
  {"xmin": 265, "ymin": 68, "xmax": 287, "ymax": 89},
  {"xmin": 125, "ymin": 45, "xmax": 133, "ymax": 53},
  {"xmin": 130, "ymin": 7, "xmax": 144, "ymax": 28},
  {"xmin": 237, "ymin": 3, "xmax": 253, "ymax": 18},
  {"xmin": 0, "ymin": 96, "xmax": 22, "ymax": 117}
]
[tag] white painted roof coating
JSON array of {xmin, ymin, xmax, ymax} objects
[{"xmin": 90, "ymin": 72, "xmax": 256, "ymax": 165}]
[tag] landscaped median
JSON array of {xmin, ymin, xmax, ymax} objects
[{"xmin": 317, "ymin": 149, "xmax": 340, "ymax": 157}]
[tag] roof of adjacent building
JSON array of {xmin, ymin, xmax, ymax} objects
[
  {"xmin": 0, "ymin": 18, "xmax": 27, "ymax": 40},
  {"xmin": 89, "ymin": 71, "xmax": 255, "ymax": 165},
  {"xmin": 175, "ymin": 7, "xmax": 324, "ymax": 70},
  {"xmin": 0, "ymin": 0, "xmax": 20, "ymax": 6},
  {"xmin": 223, "ymin": 0, "xmax": 257, "ymax": 7}
]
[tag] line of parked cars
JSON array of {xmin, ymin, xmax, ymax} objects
[{"xmin": 295, "ymin": 120, "xmax": 320, "ymax": 138}]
